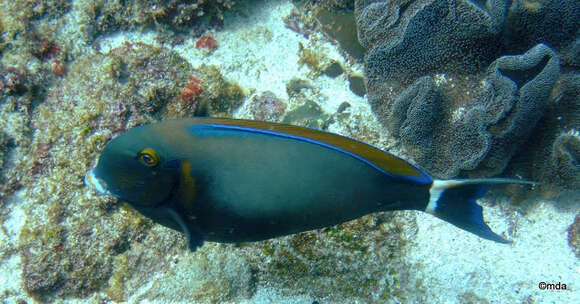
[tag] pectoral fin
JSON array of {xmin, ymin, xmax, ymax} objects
[
  {"xmin": 133, "ymin": 204, "xmax": 205, "ymax": 251},
  {"xmin": 164, "ymin": 207, "xmax": 205, "ymax": 251}
]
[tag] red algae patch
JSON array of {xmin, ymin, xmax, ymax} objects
[
  {"xmin": 180, "ymin": 76, "xmax": 203, "ymax": 104},
  {"xmin": 195, "ymin": 34, "xmax": 219, "ymax": 52}
]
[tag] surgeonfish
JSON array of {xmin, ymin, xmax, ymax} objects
[{"xmin": 85, "ymin": 118, "xmax": 533, "ymax": 251}]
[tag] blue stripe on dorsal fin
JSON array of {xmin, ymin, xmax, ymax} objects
[{"xmin": 187, "ymin": 121, "xmax": 432, "ymax": 184}]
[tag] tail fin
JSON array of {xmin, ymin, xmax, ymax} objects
[{"xmin": 425, "ymin": 178, "xmax": 536, "ymax": 243}]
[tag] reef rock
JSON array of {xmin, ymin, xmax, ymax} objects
[{"xmin": 18, "ymin": 43, "xmax": 197, "ymax": 301}]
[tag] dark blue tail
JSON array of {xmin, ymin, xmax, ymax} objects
[{"xmin": 425, "ymin": 179, "xmax": 536, "ymax": 243}]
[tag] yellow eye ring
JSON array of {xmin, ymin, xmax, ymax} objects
[{"xmin": 138, "ymin": 148, "xmax": 159, "ymax": 167}]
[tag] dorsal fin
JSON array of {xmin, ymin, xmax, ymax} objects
[{"xmin": 188, "ymin": 118, "xmax": 432, "ymax": 184}]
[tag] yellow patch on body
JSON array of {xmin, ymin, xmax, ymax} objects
[{"xmin": 180, "ymin": 161, "xmax": 196, "ymax": 210}]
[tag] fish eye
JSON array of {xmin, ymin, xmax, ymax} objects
[{"xmin": 137, "ymin": 148, "xmax": 159, "ymax": 167}]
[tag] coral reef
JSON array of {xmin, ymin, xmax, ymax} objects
[
  {"xmin": 357, "ymin": 0, "xmax": 507, "ymax": 84},
  {"xmin": 388, "ymin": 44, "xmax": 560, "ymax": 178},
  {"xmin": 356, "ymin": 0, "xmax": 579, "ymax": 83},
  {"xmin": 242, "ymin": 212, "xmax": 426, "ymax": 302},
  {"xmin": 472, "ymin": 43, "xmax": 560, "ymax": 176},
  {"xmin": 15, "ymin": 42, "xmax": 198, "ymax": 300},
  {"xmin": 0, "ymin": 1, "xmax": 577, "ymax": 303},
  {"xmin": 0, "ymin": 67, "xmax": 29, "ymax": 95},
  {"xmin": 179, "ymin": 76, "xmax": 203, "ymax": 104},
  {"xmin": 549, "ymin": 133, "xmax": 580, "ymax": 190},
  {"xmin": 355, "ymin": 0, "xmax": 579, "ymax": 185},
  {"xmin": 515, "ymin": 72, "xmax": 580, "ymax": 190},
  {"xmin": 249, "ymin": 91, "xmax": 287, "ymax": 122},
  {"xmin": 0, "ymin": 39, "xmax": 245, "ymax": 302},
  {"xmin": 387, "ymin": 76, "xmax": 443, "ymax": 171},
  {"xmin": 93, "ymin": 0, "xmax": 237, "ymax": 35},
  {"xmin": 0, "ymin": 65, "xmax": 36, "ymax": 213},
  {"xmin": 503, "ymin": 0, "xmax": 580, "ymax": 53},
  {"xmin": 0, "ymin": 132, "xmax": 8, "ymax": 172},
  {"xmin": 195, "ymin": 64, "xmax": 246, "ymax": 117}
]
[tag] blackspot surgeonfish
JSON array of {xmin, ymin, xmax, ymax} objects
[{"xmin": 85, "ymin": 118, "xmax": 534, "ymax": 251}]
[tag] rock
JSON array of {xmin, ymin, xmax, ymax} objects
[
  {"xmin": 19, "ymin": 43, "xmax": 197, "ymax": 300},
  {"xmin": 249, "ymin": 91, "xmax": 287, "ymax": 122}
]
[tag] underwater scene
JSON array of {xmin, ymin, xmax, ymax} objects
[{"xmin": 0, "ymin": 0, "xmax": 578, "ymax": 303}]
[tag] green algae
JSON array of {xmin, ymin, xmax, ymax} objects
[
  {"xmin": 1, "ymin": 40, "xmax": 257, "ymax": 302},
  {"xmin": 298, "ymin": 42, "xmax": 345, "ymax": 78},
  {"xmin": 11, "ymin": 42, "xmax": 201, "ymax": 301},
  {"xmin": 196, "ymin": 64, "xmax": 247, "ymax": 117},
  {"xmin": 313, "ymin": 5, "xmax": 366, "ymax": 61},
  {"xmin": 282, "ymin": 99, "xmax": 330, "ymax": 129},
  {"xmin": 286, "ymin": 77, "xmax": 315, "ymax": 97},
  {"xmin": 323, "ymin": 225, "xmax": 369, "ymax": 253},
  {"xmin": 244, "ymin": 212, "xmax": 423, "ymax": 302},
  {"xmin": 92, "ymin": 0, "xmax": 237, "ymax": 35}
]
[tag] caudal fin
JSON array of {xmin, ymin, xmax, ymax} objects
[{"xmin": 425, "ymin": 178, "xmax": 536, "ymax": 243}]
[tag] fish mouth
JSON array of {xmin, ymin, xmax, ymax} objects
[{"xmin": 84, "ymin": 169, "xmax": 111, "ymax": 195}]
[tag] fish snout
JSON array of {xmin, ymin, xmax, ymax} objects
[{"xmin": 84, "ymin": 169, "xmax": 111, "ymax": 195}]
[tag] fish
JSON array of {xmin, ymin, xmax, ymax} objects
[{"xmin": 85, "ymin": 118, "xmax": 534, "ymax": 251}]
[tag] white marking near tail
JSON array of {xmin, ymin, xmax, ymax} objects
[
  {"xmin": 426, "ymin": 178, "xmax": 536, "ymax": 214},
  {"xmin": 427, "ymin": 180, "xmax": 463, "ymax": 214}
]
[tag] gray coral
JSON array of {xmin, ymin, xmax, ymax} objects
[
  {"xmin": 519, "ymin": 72, "xmax": 580, "ymax": 190},
  {"xmin": 389, "ymin": 44, "xmax": 560, "ymax": 178},
  {"xmin": 550, "ymin": 133, "xmax": 580, "ymax": 189},
  {"xmin": 356, "ymin": 0, "xmax": 578, "ymax": 83},
  {"xmin": 388, "ymin": 76, "xmax": 442, "ymax": 169},
  {"xmin": 503, "ymin": 0, "xmax": 580, "ymax": 53},
  {"xmin": 356, "ymin": 0, "xmax": 579, "ymax": 183},
  {"xmin": 475, "ymin": 43, "xmax": 560, "ymax": 175},
  {"xmin": 356, "ymin": 0, "xmax": 508, "ymax": 84}
]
